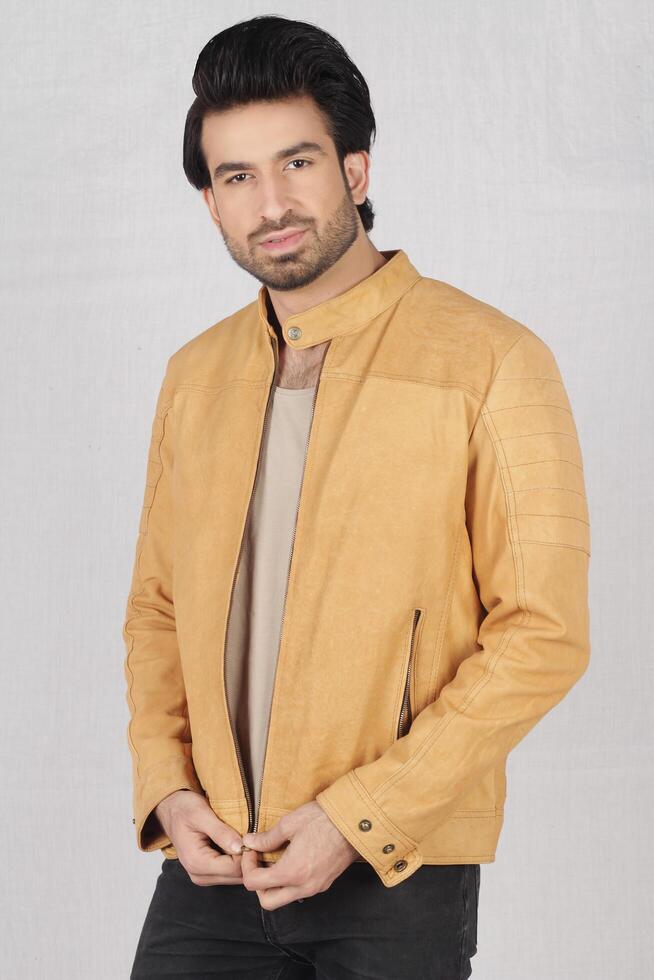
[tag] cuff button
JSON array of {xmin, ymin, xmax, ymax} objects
[
  {"xmin": 393, "ymin": 859, "xmax": 408, "ymax": 872},
  {"xmin": 358, "ymin": 819, "xmax": 372, "ymax": 832},
  {"xmin": 382, "ymin": 843, "xmax": 395, "ymax": 853}
]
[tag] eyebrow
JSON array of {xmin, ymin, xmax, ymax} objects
[{"xmin": 212, "ymin": 141, "xmax": 328, "ymax": 181}]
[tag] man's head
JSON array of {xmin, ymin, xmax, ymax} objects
[{"xmin": 183, "ymin": 15, "xmax": 377, "ymax": 291}]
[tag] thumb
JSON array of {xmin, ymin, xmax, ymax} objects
[
  {"xmin": 242, "ymin": 821, "xmax": 289, "ymax": 852},
  {"xmin": 197, "ymin": 807, "xmax": 244, "ymax": 854}
]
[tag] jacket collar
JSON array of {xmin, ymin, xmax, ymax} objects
[{"xmin": 256, "ymin": 247, "xmax": 422, "ymax": 350}]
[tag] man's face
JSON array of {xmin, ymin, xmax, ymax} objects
[{"xmin": 200, "ymin": 95, "xmax": 366, "ymax": 291}]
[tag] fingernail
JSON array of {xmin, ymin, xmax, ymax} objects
[{"xmin": 230, "ymin": 841, "xmax": 243, "ymax": 853}]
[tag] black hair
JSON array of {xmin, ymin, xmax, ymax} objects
[{"xmin": 183, "ymin": 15, "xmax": 377, "ymax": 231}]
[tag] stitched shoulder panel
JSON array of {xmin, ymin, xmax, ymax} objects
[{"xmin": 481, "ymin": 332, "xmax": 590, "ymax": 556}]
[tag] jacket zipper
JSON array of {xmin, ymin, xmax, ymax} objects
[
  {"xmin": 223, "ymin": 333, "xmax": 280, "ymax": 834},
  {"xmin": 253, "ymin": 337, "xmax": 332, "ymax": 834},
  {"xmin": 397, "ymin": 608, "xmax": 422, "ymax": 739}
]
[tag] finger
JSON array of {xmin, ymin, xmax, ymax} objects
[
  {"xmin": 241, "ymin": 850, "xmax": 297, "ymax": 892},
  {"xmin": 242, "ymin": 820, "xmax": 289, "ymax": 853},
  {"xmin": 239, "ymin": 846, "xmax": 262, "ymax": 876},
  {"xmin": 182, "ymin": 844, "xmax": 247, "ymax": 880},
  {"xmin": 196, "ymin": 855, "xmax": 244, "ymax": 879},
  {"xmin": 185, "ymin": 836, "xmax": 234, "ymax": 874},
  {"xmin": 193, "ymin": 808, "xmax": 244, "ymax": 857},
  {"xmin": 182, "ymin": 833, "xmax": 245, "ymax": 878}
]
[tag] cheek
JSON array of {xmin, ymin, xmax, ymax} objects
[{"xmin": 216, "ymin": 198, "xmax": 255, "ymax": 239}]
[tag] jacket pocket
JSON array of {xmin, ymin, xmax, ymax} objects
[{"xmin": 396, "ymin": 607, "xmax": 425, "ymax": 739}]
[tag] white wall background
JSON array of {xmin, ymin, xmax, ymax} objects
[{"xmin": 1, "ymin": 1, "xmax": 651, "ymax": 976}]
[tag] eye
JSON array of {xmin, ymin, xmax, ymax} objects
[{"xmin": 225, "ymin": 159, "xmax": 312, "ymax": 185}]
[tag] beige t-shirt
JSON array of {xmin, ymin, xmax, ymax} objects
[{"xmin": 224, "ymin": 383, "xmax": 317, "ymax": 816}]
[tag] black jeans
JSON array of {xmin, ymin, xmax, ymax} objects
[{"xmin": 130, "ymin": 856, "xmax": 480, "ymax": 979}]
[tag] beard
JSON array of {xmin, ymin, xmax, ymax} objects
[{"xmin": 217, "ymin": 182, "xmax": 361, "ymax": 292}]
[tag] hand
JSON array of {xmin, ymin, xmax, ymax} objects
[
  {"xmin": 239, "ymin": 800, "xmax": 360, "ymax": 909},
  {"xmin": 155, "ymin": 790, "xmax": 245, "ymax": 885}
]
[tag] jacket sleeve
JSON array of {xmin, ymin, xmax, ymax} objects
[
  {"xmin": 316, "ymin": 329, "xmax": 591, "ymax": 887},
  {"xmin": 122, "ymin": 362, "xmax": 204, "ymax": 851}
]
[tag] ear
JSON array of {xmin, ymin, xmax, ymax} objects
[{"xmin": 343, "ymin": 149, "xmax": 370, "ymax": 206}]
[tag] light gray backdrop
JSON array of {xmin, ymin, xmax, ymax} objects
[{"xmin": 1, "ymin": 1, "xmax": 651, "ymax": 976}]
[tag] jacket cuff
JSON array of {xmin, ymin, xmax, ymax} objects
[
  {"xmin": 316, "ymin": 770, "xmax": 423, "ymax": 888},
  {"xmin": 132, "ymin": 753, "xmax": 204, "ymax": 851}
]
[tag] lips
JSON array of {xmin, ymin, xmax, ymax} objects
[
  {"xmin": 259, "ymin": 228, "xmax": 307, "ymax": 251},
  {"xmin": 261, "ymin": 229, "xmax": 304, "ymax": 244}
]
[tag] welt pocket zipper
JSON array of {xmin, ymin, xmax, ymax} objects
[{"xmin": 396, "ymin": 607, "xmax": 424, "ymax": 739}]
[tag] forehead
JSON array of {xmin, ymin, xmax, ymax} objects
[{"xmin": 201, "ymin": 94, "xmax": 331, "ymax": 170}]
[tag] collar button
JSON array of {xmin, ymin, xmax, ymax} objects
[{"xmin": 287, "ymin": 326, "xmax": 302, "ymax": 340}]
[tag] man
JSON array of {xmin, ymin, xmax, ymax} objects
[{"xmin": 124, "ymin": 15, "xmax": 591, "ymax": 979}]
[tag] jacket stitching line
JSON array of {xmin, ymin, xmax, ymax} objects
[
  {"xmin": 173, "ymin": 380, "xmax": 271, "ymax": 395},
  {"xmin": 503, "ymin": 458, "xmax": 583, "ymax": 470},
  {"xmin": 422, "ymin": 853, "xmax": 495, "ymax": 859},
  {"xmin": 182, "ymin": 707, "xmax": 191, "ymax": 743},
  {"xmin": 516, "ymin": 512, "xmax": 589, "ymax": 524},
  {"xmin": 487, "ymin": 402, "xmax": 572, "ymax": 415},
  {"xmin": 428, "ymin": 521, "xmax": 463, "ymax": 699},
  {"xmin": 208, "ymin": 798, "xmax": 248, "ymax": 806},
  {"xmin": 519, "ymin": 538, "xmax": 590, "ymax": 555},
  {"xmin": 514, "ymin": 485, "xmax": 585, "ymax": 495},
  {"xmin": 171, "ymin": 374, "xmax": 339, "ymax": 395},
  {"xmin": 482, "ymin": 400, "xmax": 531, "ymax": 638},
  {"xmin": 170, "ymin": 374, "xmax": 502, "ymax": 404},
  {"xmin": 493, "ymin": 376, "xmax": 561, "ymax": 383},
  {"xmin": 253, "ymin": 802, "xmax": 500, "ymax": 817},
  {"xmin": 452, "ymin": 807, "xmax": 501, "ymax": 815},
  {"xmin": 124, "ymin": 396, "xmax": 173, "ymax": 783},
  {"xmin": 320, "ymin": 372, "xmax": 486, "ymax": 400},
  {"xmin": 501, "ymin": 430, "xmax": 578, "ymax": 440}
]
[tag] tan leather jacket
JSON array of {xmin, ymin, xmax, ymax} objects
[{"xmin": 123, "ymin": 248, "xmax": 591, "ymax": 888}]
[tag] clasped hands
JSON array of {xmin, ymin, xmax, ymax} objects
[{"xmin": 156, "ymin": 791, "xmax": 360, "ymax": 910}]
